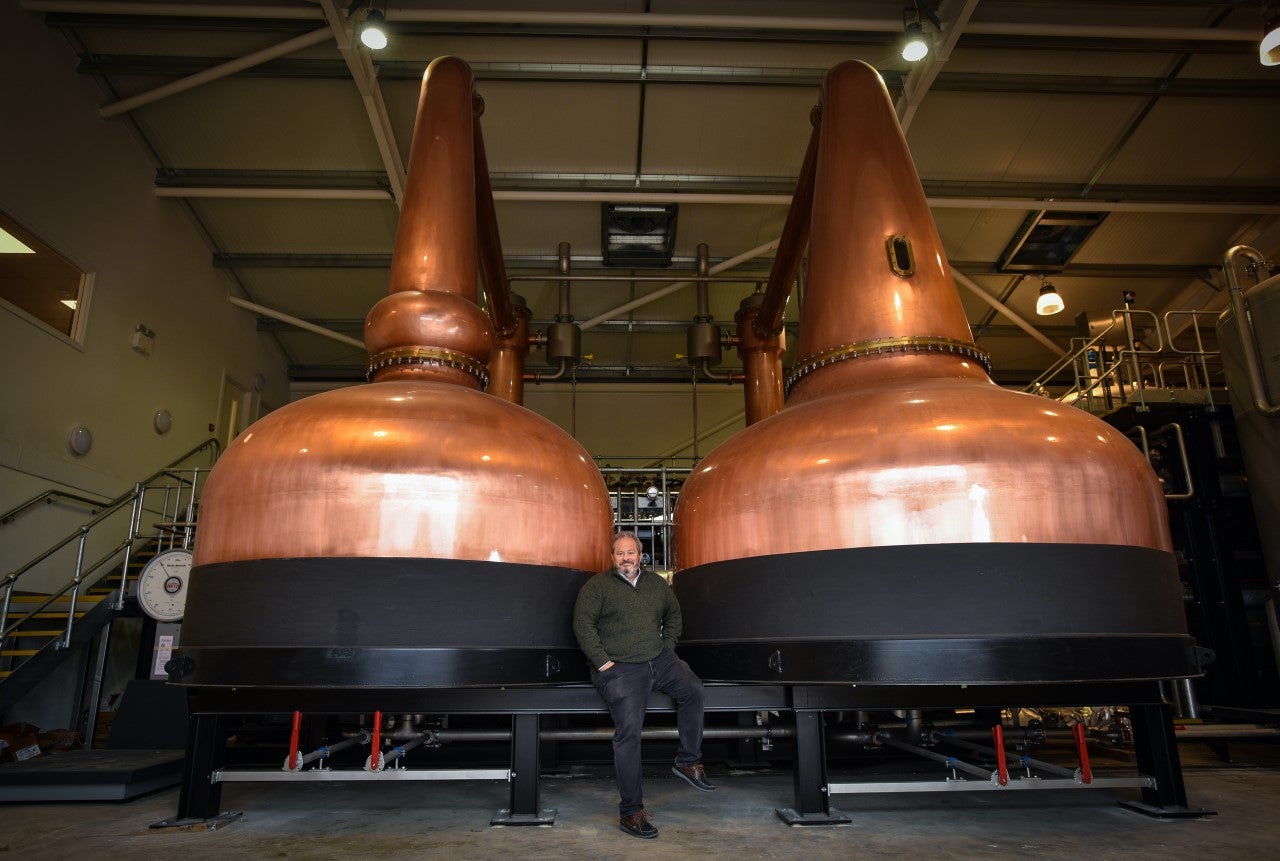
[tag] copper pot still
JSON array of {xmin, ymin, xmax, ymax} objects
[
  {"xmin": 176, "ymin": 57, "xmax": 612, "ymax": 689},
  {"xmin": 672, "ymin": 61, "xmax": 1194, "ymax": 685}
]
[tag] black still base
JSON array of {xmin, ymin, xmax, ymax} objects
[
  {"xmin": 674, "ymin": 543, "xmax": 1198, "ymax": 684},
  {"xmin": 174, "ymin": 557, "xmax": 594, "ymax": 687}
]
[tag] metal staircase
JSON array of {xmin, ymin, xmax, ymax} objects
[{"xmin": 1, "ymin": 440, "xmax": 218, "ymax": 735}]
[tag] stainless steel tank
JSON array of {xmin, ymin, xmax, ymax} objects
[{"xmin": 1217, "ymin": 246, "xmax": 1280, "ymax": 591}]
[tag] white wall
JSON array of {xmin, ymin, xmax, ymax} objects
[{"xmin": 0, "ymin": 5, "xmax": 290, "ymax": 600}]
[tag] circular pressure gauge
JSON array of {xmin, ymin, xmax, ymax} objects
[{"xmin": 137, "ymin": 549, "xmax": 193, "ymax": 622}]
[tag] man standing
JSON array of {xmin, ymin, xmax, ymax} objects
[{"xmin": 573, "ymin": 530, "xmax": 715, "ymax": 839}]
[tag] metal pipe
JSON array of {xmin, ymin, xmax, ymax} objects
[
  {"xmin": 286, "ymin": 731, "xmax": 372, "ymax": 772},
  {"xmin": 488, "ymin": 297, "xmax": 531, "ymax": 404},
  {"xmin": 151, "ymin": 185, "xmax": 1280, "ymax": 214},
  {"xmin": 1223, "ymin": 245, "xmax": 1280, "ymax": 415},
  {"xmin": 878, "ymin": 737, "xmax": 993, "ymax": 781},
  {"xmin": 1178, "ymin": 678, "xmax": 1201, "ymax": 721},
  {"xmin": 755, "ymin": 115, "xmax": 818, "ymax": 339},
  {"xmin": 736, "ymin": 292, "xmax": 786, "ymax": 424},
  {"xmin": 59, "ymin": 529, "xmax": 88, "ymax": 649},
  {"xmin": 229, "ymin": 296, "xmax": 365, "ymax": 349},
  {"xmin": 112, "ymin": 483, "xmax": 145, "ymax": 611},
  {"xmin": 524, "ymin": 359, "xmax": 570, "ymax": 383},
  {"xmin": 698, "ymin": 359, "xmax": 740, "ymax": 383},
  {"xmin": 380, "ymin": 733, "xmax": 436, "ymax": 769},
  {"xmin": 1156, "ymin": 423, "xmax": 1195, "ymax": 501},
  {"xmin": 474, "ymin": 112, "xmax": 516, "ymax": 337},
  {"xmin": 348, "ymin": 726, "xmax": 793, "ymax": 743},
  {"xmin": 580, "ymin": 239, "xmax": 779, "ymax": 330},
  {"xmin": 511, "ymin": 274, "xmax": 756, "ymax": 283},
  {"xmin": 98, "ymin": 28, "xmax": 333, "ymax": 118},
  {"xmin": 934, "ymin": 734, "xmax": 1077, "ymax": 780},
  {"xmin": 694, "ymin": 243, "xmax": 712, "ymax": 320},
  {"xmin": 557, "ymin": 241, "xmax": 573, "ymax": 319}
]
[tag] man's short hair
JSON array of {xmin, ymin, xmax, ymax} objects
[{"xmin": 612, "ymin": 530, "xmax": 642, "ymax": 552}]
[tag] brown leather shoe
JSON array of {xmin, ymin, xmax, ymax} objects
[
  {"xmin": 672, "ymin": 762, "xmax": 716, "ymax": 791},
  {"xmin": 620, "ymin": 809, "xmax": 658, "ymax": 838}
]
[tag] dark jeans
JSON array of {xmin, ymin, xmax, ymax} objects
[{"xmin": 591, "ymin": 648, "xmax": 705, "ymax": 817}]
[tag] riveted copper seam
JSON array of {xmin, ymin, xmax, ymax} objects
[
  {"xmin": 366, "ymin": 346, "xmax": 492, "ymax": 388},
  {"xmin": 785, "ymin": 335, "xmax": 992, "ymax": 395}
]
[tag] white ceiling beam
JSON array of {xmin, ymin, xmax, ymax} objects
[
  {"xmin": 22, "ymin": 1, "xmax": 323, "ymax": 18},
  {"xmin": 643, "ymin": 409, "xmax": 748, "ymax": 467},
  {"xmin": 317, "ymin": 0, "xmax": 405, "ymax": 205},
  {"xmin": 22, "ymin": 2, "xmax": 1262, "ymax": 44},
  {"xmin": 897, "ymin": 0, "xmax": 980, "ymax": 133},
  {"xmin": 952, "ymin": 270, "xmax": 1067, "ymax": 357},
  {"xmin": 97, "ymin": 27, "xmax": 332, "ymax": 118},
  {"xmin": 153, "ymin": 185, "xmax": 1280, "ymax": 215},
  {"xmin": 386, "ymin": 9, "xmax": 1261, "ymax": 43},
  {"xmin": 230, "ymin": 296, "xmax": 365, "ymax": 350}
]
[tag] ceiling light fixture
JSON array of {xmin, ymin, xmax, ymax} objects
[
  {"xmin": 901, "ymin": 2, "xmax": 939, "ymax": 62},
  {"xmin": 360, "ymin": 7, "xmax": 388, "ymax": 50},
  {"xmin": 1262, "ymin": 18, "xmax": 1280, "ymax": 66},
  {"xmin": 1036, "ymin": 278, "xmax": 1064, "ymax": 316},
  {"xmin": 902, "ymin": 21, "xmax": 929, "ymax": 62}
]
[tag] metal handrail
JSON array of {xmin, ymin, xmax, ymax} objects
[
  {"xmin": 0, "ymin": 490, "xmax": 112, "ymax": 527},
  {"xmin": 1223, "ymin": 246, "xmax": 1280, "ymax": 415},
  {"xmin": 1027, "ymin": 305, "xmax": 1229, "ymax": 412},
  {"xmin": 0, "ymin": 439, "xmax": 219, "ymax": 663}
]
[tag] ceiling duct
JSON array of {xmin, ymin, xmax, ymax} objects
[
  {"xmin": 601, "ymin": 203, "xmax": 678, "ymax": 268},
  {"xmin": 997, "ymin": 209, "xmax": 1108, "ymax": 272}
]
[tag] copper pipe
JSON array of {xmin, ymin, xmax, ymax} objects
[
  {"xmin": 735, "ymin": 294, "xmax": 786, "ymax": 424},
  {"xmin": 474, "ymin": 104, "xmax": 517, "ymax": 338},
  {"xmin": 488, "ymin": 296, "xmax": 532, "ymax": 403},
  {"xmin": 754, "ymin": 111, "xmax": 819, "ymax": 340}
]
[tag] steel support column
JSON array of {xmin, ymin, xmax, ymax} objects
[
  {"xmin": 776, "ymin": 709, "xmax": 850, "ymax": 825},
  {"xmin": 492, "ymin": 712, "xmax": 555, "ymax": 825}
]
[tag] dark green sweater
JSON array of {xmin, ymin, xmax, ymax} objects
[{"xmin": 572, "ymin": 568, "xmax": 682, "ymax": 670}]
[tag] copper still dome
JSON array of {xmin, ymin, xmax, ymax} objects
[
  {"xmin": 174, "ymin": 57, "xmax": 612, "ymax": 689},
  {"xmin": 671, "ymin": 61, "xmax": 1195, "ymax": 685}
]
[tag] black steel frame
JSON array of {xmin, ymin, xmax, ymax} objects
[{"xmin": 160, "ymin": 680, "xmax": 1203, "ymax": 828}]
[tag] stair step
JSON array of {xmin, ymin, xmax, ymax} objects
[
  {"xmin": 15, "ymin": 611, "xmax": 88, "ymax": 620},
  {"xmin": 1, "ymin": 649, "xmax": 40, "ymax": 657},
  {"xmin": 8, "ymin": 594, "xmax": 105, "ymax": 604},
  {"xmin": 0, "ymin": 671, "xmax": 11, "ymax": 679},
  {"xmin": 7, "ymin": 629, "xmax": 64, "ymax": 637}
]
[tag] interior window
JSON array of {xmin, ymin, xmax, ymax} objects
[{"xmin": 0, "ymin": 210, "xmax": 90, "ymax": 342}]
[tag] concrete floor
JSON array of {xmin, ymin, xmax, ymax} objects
[{"xmin": 3, "ymin": 747, "xmax": 1278, "ymax": 860}]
